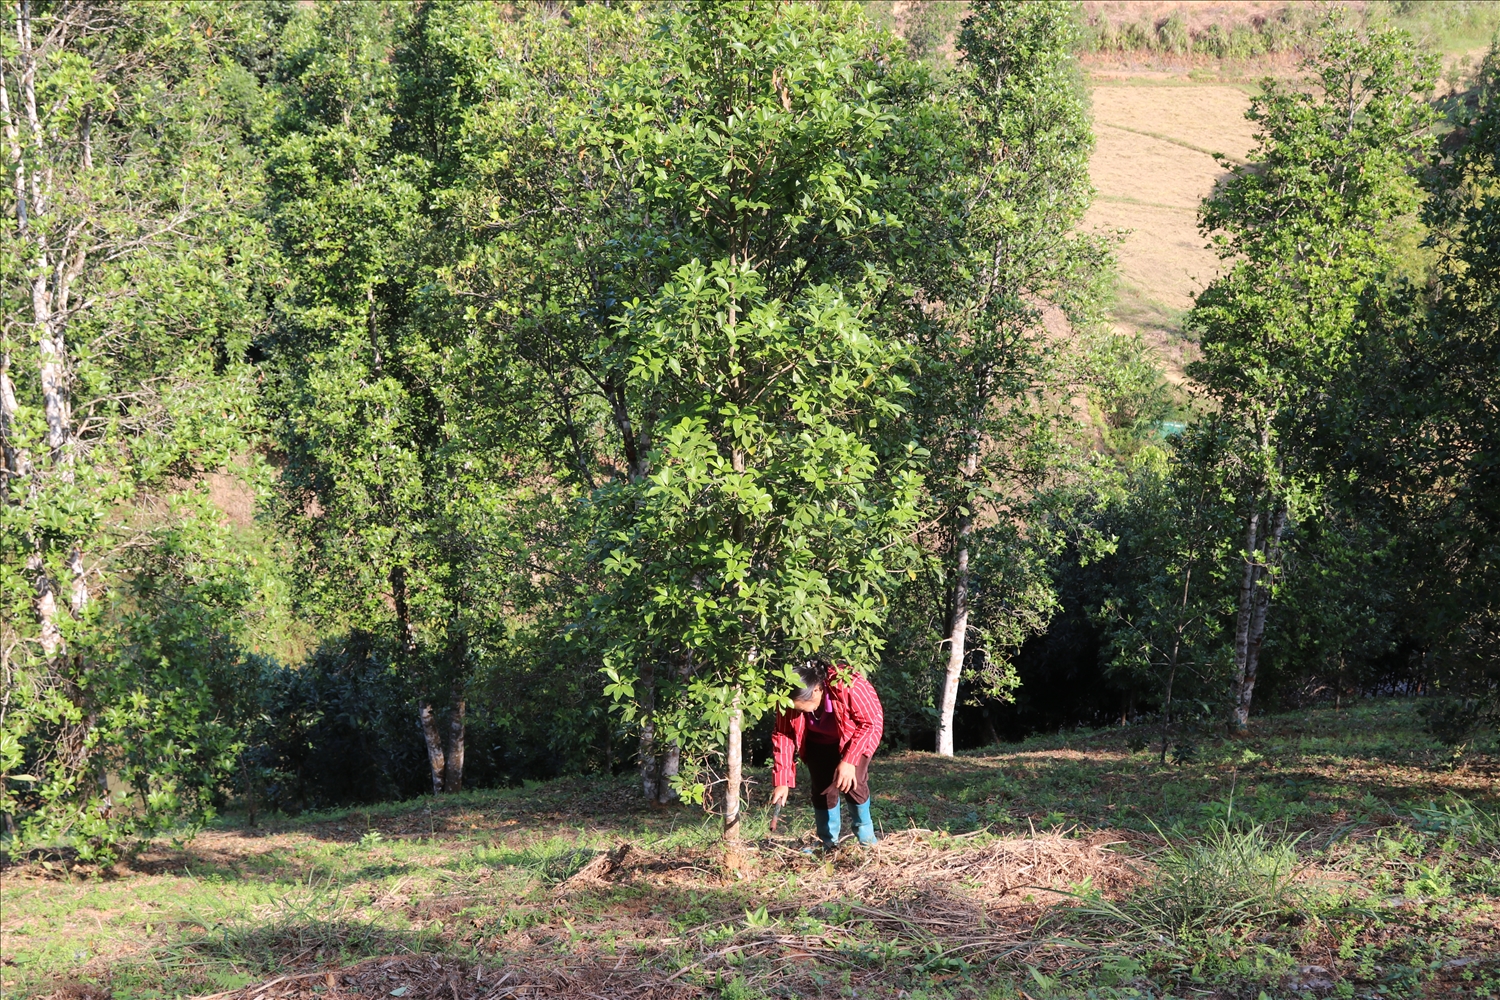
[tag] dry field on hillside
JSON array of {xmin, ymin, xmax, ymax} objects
[
  {"xmin": 1084, "ymin": 79, "xmax": 1254, "ymax": 379},
  {"xmin": 1077, "ymin": 0, "xmax": 1495, "ymax": 380}
]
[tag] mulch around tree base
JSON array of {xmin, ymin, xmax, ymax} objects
[{"xmin": 186, "ymin": 957, "xmax": 702, "ymax": 1000}]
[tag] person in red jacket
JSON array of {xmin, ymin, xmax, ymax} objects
[{"xmin": 769, "ymin": 660, "xmax": 884, "ymax": 849}]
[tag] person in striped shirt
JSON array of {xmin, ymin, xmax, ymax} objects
[{"xmin": 769, "ymin": 660, "xmax": 884, "ymax": 849}]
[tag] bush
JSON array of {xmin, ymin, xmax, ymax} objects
[
  {"xmin": 234, "ymin": 628, "xmax": 611, "ymax": 815},
  {"xmin": 238, "ymin": 633, "xmax": 431, "ymax": 813},
  {"xmin": 1420, "ymin": 695, "xmax": 1498, "ymax": 746},
  {"xmin": 1157, "ymin": 15, "xmax": 1191, "ymax": 55}
]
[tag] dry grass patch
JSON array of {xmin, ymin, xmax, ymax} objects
[
  {"xmin": 557, "ymin": 829, "xmax": 1137, "ymax": 911},
  {"xmin": 181, "ymin": 955, "xmax": 696, "ymax": 1000},
  {"xmin": 1085, "ymin": 79, "xmax": 1255, "ymax": 341}
]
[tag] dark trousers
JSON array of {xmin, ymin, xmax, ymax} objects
[{"xmin": 801, "ymin": 740, "xmax": 870, "ymax": 809}]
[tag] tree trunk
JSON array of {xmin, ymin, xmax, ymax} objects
[
  {"xmin": 1232, "ymin": 506, "xmax": 1287, "ymax": 733},
  {"xmin": 37, "ymin": 285, "xmax": 70, "ymax": 469},
  {"xmin": 638, "ymin": 659, "xmax": 661, "ymax": 801},
  {"xmin": 67, "ymin": 545, "xmax": 86, "ymax": 615},
  {"xmin": 723, "ymin": 688, "xmax": 743, "ymax": 845},
  {"xmin": 1228, "ymin": 509, "xmax": 1262, "ymax": 735},
  {"xmin": 241, "ymin": 757, "xmax": 258, "ymax": 828},
  {"xmin": 28, "ymin": 550, "xmax": 61, "ymax": 657},
  {"xmin": 389, "ymin": 564, "xmax": 417, "ymax": 655},
  {"xmin": 936, "ymin": 508, "xmax": 973, "ymax": 757},
  {"xmin": 658, "ymin": 742, "xmax": 680, "ymax": 801},
  {"xmin": 635, "ymin": 659, "xmax": 683, "ymax": 806},
  {"xmin": 0, "ymin": 346, "xmax": 23, "ymax": 499},
  {"xmin": 937, "ymin": 446, "xmax": 980, "ymax": 757},
  {"xmin": 419, "ymin": 702, "xmax": 446, "ymax": 795},
  {"xmin": 443, "ymin": 694, "xmax": 465, "ymax": 793},
  {"xmin": 7, "ymin": 3, "xmax": 79, "ymax": 656},
  {"xmin": 1161, "ymin": 641, "xmax": 1178, "ymax": 766}
]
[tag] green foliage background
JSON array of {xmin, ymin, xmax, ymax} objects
[{"xmin": 2, "ymin": 0, "xmax": 1499, "ymax": 857}]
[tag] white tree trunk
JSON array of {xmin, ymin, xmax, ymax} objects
[
  {"xmin": 0, "ymin": 347, "xmax": 24, "ymax": 498},
  {"xmin": 0, "ymin": 22, "xmax": 25, "ymax": 500},
  {"xmin": 67, "ymin": 545, "xmax": 86, "ymax": 615},
  {"xmin": 27, "ymin": 550, "xmax": 60, "ymax": 656},
  {"xmin": 6, "ymin": 2, "xmax": 82, "ymax": 658},
  {"xmin": 936, "ymin": 517, "xmax": 971, "ymax": 757},
  {"xmin": 723, "ymin": 688, "xmax": 743, "ymax": 844},
  {"xmin": 35, "ymin": 274, "xmax": 69, "ymax": 468},
  {"xmin": 1232, "ymin": 506, "xmax": 1287, "ymax": 733},
  {"xmin": 937, "ymin": 448, "xmax": 980, "ymax": 757},
  {"xmin": 419, "ymin": 701, "xmax": 446, "ymax": 795}
]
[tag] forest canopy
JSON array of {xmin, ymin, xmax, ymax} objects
[{"xmin": 2, "ymin": 0, "xmax": 1499, "ymax": 859}]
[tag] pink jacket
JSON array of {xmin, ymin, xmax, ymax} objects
[{"xmin": 771, "ymin": 664, "xmax": 884, "ymax": 788}]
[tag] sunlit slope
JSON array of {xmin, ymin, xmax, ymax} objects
[{"xmin": 1084, "ymin": 82, "xmax": 1255, "ymax": 372}]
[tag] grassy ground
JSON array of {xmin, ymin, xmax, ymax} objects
[{"xmin": 4, "ymin": 699, "xmax": 1500, "ymax": 999}]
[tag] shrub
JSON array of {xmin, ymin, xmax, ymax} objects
[
  {"xmin": 1157, "ymin": 15, "xmax": 1191, "ymax": 56},
  {"xmin": 238, "ymin": 633, "xmax": 431, "ymax": 813},
  {"xmin": 1420, "ymin": 695, "xmax": 1497, "ymax": 746}
]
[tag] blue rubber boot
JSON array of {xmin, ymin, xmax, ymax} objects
[
  {"xmin": 852, "ymin": 798, "xmax": 877, "ymax": 846},
  {"xmin": 814, "ymin": 803, "xmax": 842, "ymax": 850}
]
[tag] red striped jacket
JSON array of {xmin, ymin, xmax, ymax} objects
[{"xmin": 771, "ymin": 664, "xmax": 884, "ymax": 788}]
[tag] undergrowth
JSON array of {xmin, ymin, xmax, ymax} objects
[{"xmin": 4, "ymin": 700, "xmax": 1498, "ymax": 999}]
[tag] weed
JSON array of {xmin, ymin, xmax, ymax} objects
[
  {"xmin": 1409, "ymin": 797, "xmax": 1500, "ymax": 847},
  {"xmin": 1054, "ymin": 821, "xmax": 1313, "ymax": 951}
]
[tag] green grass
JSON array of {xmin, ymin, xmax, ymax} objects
[
  {"xmin": 1107, "ymin": 278, "xmax": 1192, "ymax": 340},
  {"xmin": 3, "ymin": 699, "xmax": 1499, "ymax": 999}
]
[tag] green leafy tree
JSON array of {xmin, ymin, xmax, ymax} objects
[
  {"xmin": 263, "ymin": 1, "xmax": 556, "ymax": 796},
  {"xmin": 579, "ymin": 4, "xmax": 934, "ymax": 841},
  {"xmin": 914, "ymin": 0, "xmax": 1106, "ymax": 755},
  {"xmin": 1187, "ymin": 18, "xmax": 1438, "ymax": 733},
  {"xmin": 423, "ymin": 2, "xmax": 945, "ymax": 811},
  {"xmin": 0, "ymin": 0, "xmax": 280, "ymax": 854},
  {"xmin": 1381, "ymin": 40, "xmax": 1500, "ymax": 739},
  {"xmin": 398, "ymin": 1, "xmax": 677, "ymax": 800},
  {"xmin": 1097, "ymin": 435, "xmax": 1238, "ymax": 759},
  {"xmin": 598, "ymin": 261, "xmax": 920, "ymax": 844}
]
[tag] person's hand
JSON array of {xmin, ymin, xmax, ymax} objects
[
  {"xmin": 831, "ymin": 761, "xmax": 857, "ymax": 795},
  {"xmin": 771, "ymin": 785, "xmax": 790, "ymax": 807}
]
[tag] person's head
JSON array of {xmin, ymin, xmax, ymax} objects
[{"xmin": 789, "ymin": 660, "xmax": 829, "ymax": 712}]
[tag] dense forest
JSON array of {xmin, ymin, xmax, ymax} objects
[{"xmin": 2, "ymin": 0, "xmax": 1498, "ymax": 862}]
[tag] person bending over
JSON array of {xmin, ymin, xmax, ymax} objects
[{"xmin": 769, "ymin": 660, "xmax": 884, "ymax": 849}]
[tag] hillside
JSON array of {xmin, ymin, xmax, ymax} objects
[
  {"xmin": 6, "ymin": 6, "xmax": 1500, "ymax": 1000},
  {"xmin": 1075, "ymin": 1, "xmax": 1499, "ymax": 381},
  {"xmin": 1084, "ymin": 80, "xmax": 1254, "ymax": 381}
]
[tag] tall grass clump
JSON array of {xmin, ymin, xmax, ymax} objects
[
  {"xmin": 1053, "ymin": 822, "xmax": 1314, "ymax": 952},
  {"xmin": 1079, "ymin": 8, "xmax": 1319, "ymax": 59},
  {"xmin": 1409, "ymin": 797, "xmax": 1500, "ymax": 849}
]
